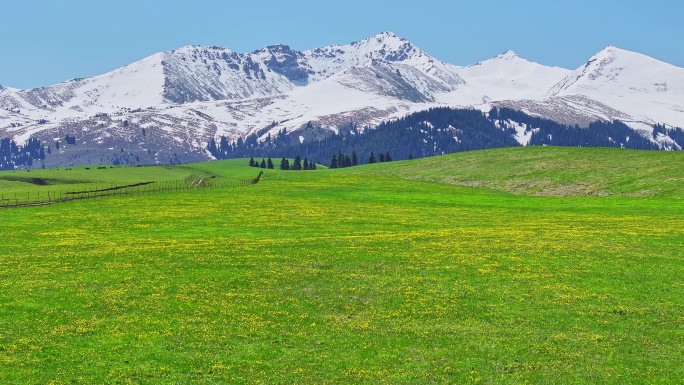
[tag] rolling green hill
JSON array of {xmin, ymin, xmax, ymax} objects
[
  {"xmin": 349, "ymin": 146, "xmax": 684, "ymax": 198},
  {"xmin": 1, "ymin": 148, "xmax": 683, "ymax": 384},
  {"xmin": 0, "ymin": 159, "xmax": 260, "ymax": 194}
]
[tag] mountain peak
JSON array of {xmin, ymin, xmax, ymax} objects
[
  {"xmin": 266, "ymin": 44, "xmax": 293, "ymax": 51},
  {"xmin": 594, "ymin": 45, "xmax": 634, "ymax": 58},
  {"xmin": 590, "ymin": 45, "xmax": 670, "ymax": 64},
  {"xmin": 252, "ymin": 44, "xmax": 295, "ymax": 55},
  {"xmin": 496, "ymin": 50, "xmax": 519, "ymax": 60},
  {"xmin": 173, "ymin": 44, "xmax": 202, "ymax": 51},
  {"xmin": 354, "ymin": 31, "xmax": 411, "ymax": 48},
  {"xmin": 548, "ymin": 43, "xmax": 684, "ymax": 106},
  {"xmin": 576, "ymin": 45, "xmax": 681, "ymax": 77},
  {"xmin": 601, "ymin": 45, "xmax": 631, "ymax": 53},
  {"xmin": 368, "ymin": 31, "xmax": 405, "ymax": 41},
  {"xmin": 468, "ymin": 50, "xmax": 530, "ymax": 68},
  {"xmin": 171, "ymin": 44, "xmax": 233, "ymax": 55},
  {"xmin": 344, "ymin": 31, "xmax": 426, "ymax": 65}
]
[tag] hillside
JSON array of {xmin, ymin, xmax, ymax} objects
[
  {"xmin": 348, "ymin": 146, "xmax": 684, "ymax": 198},
  {"xmin": 3, "ymin": 146, "xmax": 684, "ymax": 200},
  {"xmin": 209, "ymin": 107, "xmax": 668, "ymax": 168}
]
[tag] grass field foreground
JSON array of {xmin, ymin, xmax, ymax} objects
[{"xmin": 1, "ymin": 148, "xmax": 683, "ymax": 383}]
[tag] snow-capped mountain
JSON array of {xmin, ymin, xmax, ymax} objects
[
  {"xmin": 1, "ymin": 32, "xmax": 683, "ymax": 167},
  {"xmin": 2, "ymin": 32, "xmax": 457, "ymax": 112},
  {"xmin": 493, "ymin": 46, "xmax": 684, "ymax": 131},
  {"xmin": 549, "ymin": 46, "xmax": 684, "ymax": 127},
  {"xmin": 455, "ymin": 51, "xmax": 571, "ymax": 103}
]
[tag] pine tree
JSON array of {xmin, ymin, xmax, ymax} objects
[
  {"xmin": 218, "ymin": 136, "xmax": 229, "ymax": 158},
  {"xmin": 303, "ymin": 158, "xmax": 309, "ymax": 170},
  {"xmin": 249, "ymin": 157, "xmax": 255, "ymax": 167},
  {"xmin": 293, "ymin": 155, "xmax": 302, "ymax": 170},
  {"xmin": 385, "ymin": 152, "xmax": 391, "ymax": 162},
  {"xmin": 260, "ymin": 159, "xmax": 266, "ymax": 168},
  {"xmin": 369, "ymin": 152, "xmax": 376, "ymax": 164},
  {"xmin": 280, "ymin": 157, "xmax": 289, "ymax": 170},
  {"xmin": 331, "ymin": 154, "xmax": 338, "ymax": 169},
  {"xmin": 267, "ymin": 157, "xmax": 274, "ymax": 169},
  {"xmin": 351, "ymin": 150, "xmax": 358, "ymax": 166},
  {"xmin": 208, "ymin": 138, "xmax": 218, "ymax": 157},
  {"xmin": 379, "ymin": 153, "xmax": 386, "ymax": 162}
]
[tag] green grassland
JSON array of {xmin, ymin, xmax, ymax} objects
[
  {"xmin": 1, "ymin": 147, "xmax": 683, "ymax": 384},
  {"xmin": 0, "ymin": 159, "xmax": 262, "ymax": 196},
  {"xmin": 349, "ymin": 146, "xmax": 684, "ymax": 198}
]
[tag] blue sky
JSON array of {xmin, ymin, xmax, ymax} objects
[{"xmin": 1, "ymin": 0, "xmax": 682, "ymax": 89}]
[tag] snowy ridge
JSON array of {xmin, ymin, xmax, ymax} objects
[
  {"xmin": 548, "ymin": 46, "xmax": 684, "ymax": 128},
  {"xmin": 456, "ymin": 51, "xmax": 571, "ymax": 103},
  {"xmin": 1, "ymin": 34, "xmax": 684, "ymax": 165},
  {"xmin": 303, "ymin": 32, "xmax": 464, "ymax": 87}
]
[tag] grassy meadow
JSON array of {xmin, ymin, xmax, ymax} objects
[{"xmin": 1, "ymin": 147, "xmax": 683, "ymax": 384}]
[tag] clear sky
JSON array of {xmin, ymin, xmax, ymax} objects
[{"xmin": 1, "ymin": 0, "xmax": 682, "ymax": 89}]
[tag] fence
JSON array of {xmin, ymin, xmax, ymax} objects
[{"xmin": 0, "ymin": 171, "xmax": 263, "ymax": 209}]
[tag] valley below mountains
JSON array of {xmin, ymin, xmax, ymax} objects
[{"xmin": 1, "ymin": 32, "xmax": 683, "ymax": 168}]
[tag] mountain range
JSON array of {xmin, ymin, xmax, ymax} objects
[{"xmin": 1, "ymin": 32, "xmax": 683, "ymax": 166}]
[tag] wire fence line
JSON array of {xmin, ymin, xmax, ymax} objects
[{"xmin": 0, "ymin": 171, "xmax": 263, "ymax": 209}]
